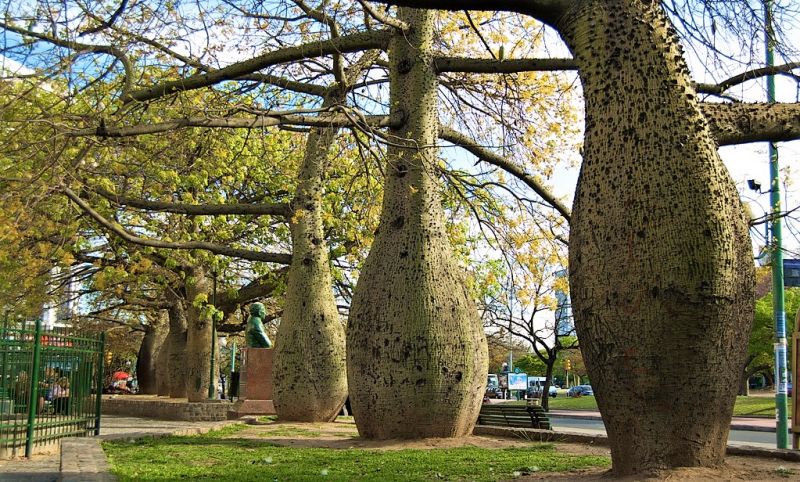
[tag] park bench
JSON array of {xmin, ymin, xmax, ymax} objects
[{"xmin": 477, "ymin": 403, "xmax": 552, "ymax": 430}]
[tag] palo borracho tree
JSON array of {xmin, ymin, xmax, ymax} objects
[
  {"xmin": 347, "ymin": 8, "xmax": 488, "ymax": 438},
  {"xmin": 369, "ymin": 0, "xmax": 795, "ymax": 475},
  {"xmin": 6, "ymin": 0, "xmax": 800, "ymax": 456}
]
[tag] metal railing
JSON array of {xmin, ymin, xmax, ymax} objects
[{"xmin": 1, "ymin": 318, "xmax": 104, "ymax": 457}]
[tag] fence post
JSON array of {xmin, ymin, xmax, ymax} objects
[
  {"xmin": 25, "ymin": 319, "xmax": 43, "ymax": 458},
  {"xmin": 94, "ymin": 331, "xmax": 105, "ymax": 436}
]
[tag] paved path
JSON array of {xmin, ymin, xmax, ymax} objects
[{"xmin": 0, "ymin": 415, "xmax": 236, "ymax": 482}]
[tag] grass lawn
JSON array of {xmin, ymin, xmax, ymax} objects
[
  {"xmin": 103, "ymin": 425, "xmax": 609, "ymax": 481},
  {"xmin": 509, "ymin": 394, "xmax": 791, "ymax": 417}
]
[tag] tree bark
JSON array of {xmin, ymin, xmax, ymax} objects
[
  {"xmin": 184, "ymin": 267, "xmax": 214, "ymax": 402},
  {"xmin": 347, "ymin": 8, "xmax": 488, "ymax": 439},
  {"xmin": 272, "ymin": 94, "xmax": 349, "ymax": 421},
  {"xmin": 136, "ymin": 319, "xmax": 166, "ymax": 395},
  {"xmin": 165, "ymin": 288, "xmax": 188, "ymax": 398},
  {"xmin": 561, "ymin": 1, "xmax": 754, "ymax": 475},
  {"xmin": 542, "ymin": 361, "xmax": 555, "ymax": 411}
]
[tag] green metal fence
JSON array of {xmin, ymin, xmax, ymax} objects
[{"xmin": 0, "ymin": 318, "xmax": 105, "ymax": 457}]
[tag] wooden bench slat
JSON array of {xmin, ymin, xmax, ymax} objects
[{"xmin": 478, "ymin": 404, "xmax": 552, "ymax": 430}]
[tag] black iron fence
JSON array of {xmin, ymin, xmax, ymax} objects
[{"xmin": 0, "ymin": 318, "xmax": 104, "ymax": 457}]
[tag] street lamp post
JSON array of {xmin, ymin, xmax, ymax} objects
[{"xmin": 764, "ymin": 0, "xmax": 789, "ymax": 449}]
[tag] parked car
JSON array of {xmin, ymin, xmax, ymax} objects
[
  {"xmin": 567, "ymin": 385, "xmax": 594, "ymax": 397},
  {"xmin": 526, "ymin": 384, "xmax": 558, "ymax": 398},
  {"xmin": 485, "ymin": 385, "xmax": 502, "ymax": 399}
]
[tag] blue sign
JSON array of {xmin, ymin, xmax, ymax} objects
[{"xmin": 785, "ymin": 259, "xmax": 800, "ymax": 287}]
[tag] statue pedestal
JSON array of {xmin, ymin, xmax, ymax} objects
[{"xmin": 228, "ymin": 348, "xmax": 276, "ymax": 418}]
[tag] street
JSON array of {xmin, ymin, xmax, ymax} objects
[{"xmin": 550, "ymin": 417, "xmax": 782, "ymax": 448}]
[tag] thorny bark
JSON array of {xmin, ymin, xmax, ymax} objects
[
  {"xmin": 347, "ymin": 8, "xmax": 488, "ymax": 439},
  {"xmin": 562, "ymin": 1, "xmax": 754, "ymax": 475},
  {"xmin": 273, "ymin": 93, "xmax": 348, "ymax": 421},
  {"xmin": 136, "ymin": 318, "xmax": 166, "ymax": 395},
  {"xmin": 184, "ymin": 267, "xmax": 215, "ymax": 402},
  {"xmin": 165, "ymin": 288, "xmax": 188, "ymax": 398}
]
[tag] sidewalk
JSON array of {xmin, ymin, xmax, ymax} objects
[
  {"xmin": 548, "ymin": 409, "xmax": 784, "ymax": 432},
  {"xmin": 0, "ymin": 415, "xmax": 238, "ymax": 482}
]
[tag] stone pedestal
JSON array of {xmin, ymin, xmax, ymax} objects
[{"xmin": 228, "ymin": 348, "xmax": 276, "ymax": 418}]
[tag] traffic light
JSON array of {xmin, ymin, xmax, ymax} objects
[
  {"xmin": 105, "ymin": 351, "xmax": 113, "ymax": 365},
  {"xmin": 565, "ymin": 359, "xmax": 571, "ymax": 372}
]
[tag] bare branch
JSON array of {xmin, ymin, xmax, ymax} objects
[
  {"xmin": 79, "ymin": 0, "xmax": 129, "ymax": 36},
  {"xmin": 696, "ymin": 62, "xmax": 800, "ymax": 95},
  {"xmin": 439, "ymin": 126, "xmax": 572, "ymax": 222},
  {"xmin": 90, "ymin": 186, "xmax": 290, "ymax": 217},
  {"xmin": 356, "ymin": 0, "xmax": 409, "ymax": 30},
  {"xmin": 0, "ymin": 20, "xmax": 134, "ymax": 97},
  {"xmin": 64, "ymin": 111, "xmax": 399, "ymax": 137},
  {"xmin": 434, "ymin": 56, "xmax": 576, "ymax": 73},
  {"xmin": 62, "ymin": 186, "xmax": 292, "ymax": 264},
  {"xmin": 124, "ymin": 29, "xmax": 392, "ymax": 103}
]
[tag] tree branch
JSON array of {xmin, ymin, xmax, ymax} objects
[
  {"xmin": 434, "ymin": 56, "xmax": 577, "ymax": 73},
  {"xmin": 366, "ymin": 0, "xmax": 569, "ymax": 27},
  {"xmin": 0, "ymin": 20, "xmax": 133, "ymax": 97},
  {"xmin": 124, "ymin": 29, "xmax": 392, "ymax": 103},
  {"xmin": 79, "ymin": 0, "xmax": 129, "ymax": 36},
  {"xmin": 439, "ymin": 126, "xmax": 572, "ymax": 222},
  {"xmin": 65, "ymin": 111, "xmax": 399, "ymax": 137},
  {"xmin": 217, "ymin": 267, "xmax": 288, "ymax": 314},
  {"xmin": 702, "ymin": 102, "xmax": 800, "ymax": 146},
  {"xmin": 696, "ymin": 62, "xmax": 800, "ymax": 96},
  {"xmin": 356, "ymin": 0, "xmax": 409, "ymax": 30},
  {"xmin": 90, "ymin": 186, "xmax": 290, "ymax": 217},
  {"xmin": 62, "ymin": 186, "xmax": 292, "ymax": 264}
]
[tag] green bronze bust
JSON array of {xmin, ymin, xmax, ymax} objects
[{"xmin": 246, "ymin": 302, "xmax": 273, "ymax": 348}]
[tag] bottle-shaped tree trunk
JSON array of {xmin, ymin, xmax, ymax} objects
[
  {"xmin": 184, "ymin": 268, "xmax": 214, "ymax": 402},
  {"xmin": 560, "ymin": 1, "xmax": 754, "ymax": 474},
  {"xmin": 136, "ymin": 319, "xmax": 166, "ymax": 395},
  {"xmin": 272, "ymin": 95, "xmax": 348, "ymax": 421},
  {"xmin": 164, "ymin": 288, "xmax": 188, "ymax": 398},
  {"xmin": 347, "ymin": 8, "xmax": 488, "ymax": 439},
  {"xmin": 153, "ymin": 309, "xmax": 171, "ymax": 396}
]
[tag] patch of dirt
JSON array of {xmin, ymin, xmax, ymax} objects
[{"xmin": 228, "ymin": 421, "xmax": 800, "ymax": 480}]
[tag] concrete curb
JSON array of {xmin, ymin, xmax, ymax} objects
[
  {"xmin": 473, "ymin": 425, "xmax": 800, "ymax": 462},
  {"xmin": 58, "ymin": 419, "xmax": 242, "ymax": 481}
]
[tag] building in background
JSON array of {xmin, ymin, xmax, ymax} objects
[{"xmin": 554, "ymin": 269, "xmax": 573, "ymax": 336}]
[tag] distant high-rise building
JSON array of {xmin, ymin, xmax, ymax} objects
[
  {"xmin": 41, "ymin": 266, "xmax": 77, "ymax": 329},
  {"xmin": 554, "ymin": 269, "xmax": 573, "ymax": 336}
]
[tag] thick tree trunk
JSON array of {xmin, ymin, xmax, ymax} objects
[
  {"xmin": 738, "ymin": 373, "xmax": 750, "ymax": 397},
  {"xmin": 347, "ymin": 8, "xmax": 488, "ymax": 439},
  {"xmin": 136, "ymin": 320, "xmax": 166, "ymax": 395},
  {"xmin": 165, "ymin": 288, "xmax": 188, "ymax": 398},
  {"xmin": 561, "ymin": 1, "xmax": 754, "ymax": 475},
  {"xmin": 273, "ymin": 95, "xmax": 348, "ymax": 422},
  {"xmin": 184, "ymin": 267, "xmax": 214, "ymax": 402},
  {"xmin": 155, "ymin": 343, "xmax": 170, "ymax": 396},
  {"xmin": 149, "ymin": 310, "xmax": 170, "ymax": 396},
  {"xmin": 738, "ymin": 354, "xmax": 756, "ymax": 396},
  {"xmin": 542, "ymin": 362, "xmax": 555, "ymax": 411}
]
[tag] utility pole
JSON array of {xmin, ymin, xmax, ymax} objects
[{"xmin": 765, "ymin": 0, "xmax": 789, "ymax": 449}]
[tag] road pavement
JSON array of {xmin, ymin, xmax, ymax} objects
[{"xmin": 548, "ymin": 410, "xmax": 787, "ymax": 449}]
